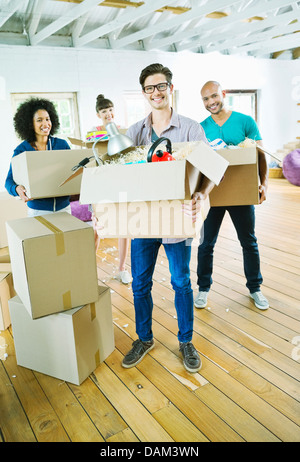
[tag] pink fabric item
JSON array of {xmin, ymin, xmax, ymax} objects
[
  {"xmin": 283, "ymin": 149, "xmax": 300, "ymax": 186},
  {"xmin": 70, "ymin": 201, "xmax": 92, "ymax": 222}
]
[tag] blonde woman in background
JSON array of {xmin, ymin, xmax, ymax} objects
[{"xmin": 91, "ymin": 94, "xmax": 132, "ymax": 285}]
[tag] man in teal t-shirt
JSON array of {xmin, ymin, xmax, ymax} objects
[
  {"xmin": 195, "ymin": 81, "xmax": 269, "ymax": 311},
  {"xmin": 201, "ymin": 110, "xmax": 262, "ymax": 146}
]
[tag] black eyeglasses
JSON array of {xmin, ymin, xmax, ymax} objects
[{"xmin": 143, "ymin": 82, "xmax": 170, "ymax": 94}]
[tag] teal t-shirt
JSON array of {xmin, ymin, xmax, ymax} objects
[{"xmin": 200, "ymin": 111, "xmax": 261, "ymax": 146}]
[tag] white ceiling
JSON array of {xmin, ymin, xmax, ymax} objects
[{"xmin": 0, "ymin": 0, "xmax": 299, "ymax": 59}]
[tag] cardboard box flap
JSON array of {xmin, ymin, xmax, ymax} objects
[
  {"xmin": 216, "ymin": 147, "xmax": 257, "ymax": 165},
  {"xmin": 257, "ymin": 146, "xmax": 282, "ymax": 162},
  {"xmin": 59, "ymin": 158, "xmax": 96, "ymax": 187},
  {"xmin": 80, "ymin": 161, "xmax": 186, "ymax": 204},
  {"xmin": 184, "ymin": 141, "xmax": 229, "ymax": 185},
  {"xmin": 68, "ymin": 137, "xmax": 109, "ymax": 155}
]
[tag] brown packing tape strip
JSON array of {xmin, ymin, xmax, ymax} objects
[
  {"xmin": 95, "ymin": 349, "xmax": 100, "ymax": 368},
  {"xmin": 62, "ymin": 291, "xmax": 72, "ymax": 310},
  {"xmin": 34, "ymin": 216, "xmax": 70, "ymax": 310},
  {"xmin": 90, "ymin": 302, "xmax": 96, "ymax": 321},
  {"xmin": 34, "ymin": 216, "xmax": 65, "ymax": 256}
]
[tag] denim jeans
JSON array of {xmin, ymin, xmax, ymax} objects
[
  {"xmin": 131, "ymin": 238, "xmax": 194, "ymax": 343},
  {"xmin": 197, "ymin": 205, "xmax": 263, "ymax": 293}
]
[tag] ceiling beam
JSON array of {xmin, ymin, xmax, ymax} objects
[
  {"xmin": 73, "ymin": 0, "xmax": 171, "ymax": 47},
  {"xmin": 0, "ymin": 0, "xmax": 25, "ymax": 28},
  {"xmin": 111, "ymin": 0, "xmax": 241, "ymax": 49},
  {"xmin": 28, "ymin": 0, "xmax": 47, "ymax": 38},
  {"xmin": 233, "ymin": 30, "xmax": 300, "ymax": 55},
  {"xmin": 203, "ymin": 12, "xmax": 300, "ymax": 54},
  {"xmin": 30, "ymin": 0, "xmax": 106, "ymax": 46},
  {"xmin": 54, "ymin": 0, "xmax": 189, "ymax": 14},
  {"xmin": 180, "ymin": 10, "xmax": 299, "ymax": 52},
  {"xmin": 148, "ymin": 0, "xmax": 295, "ymax": 51}
]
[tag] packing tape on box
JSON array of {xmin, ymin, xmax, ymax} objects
[
  {"xmin": 90, "ymin": 302, "xmax": 96, "ymax": 321},
  {"xmin": 95, "ymin": 349, "xmax": 100, "ymax": 368},
  {"xmin": 34, "ymin": 216, "xmax": 65, "ymax": 256},
  {"xmin": 62, "ymin": 290, "xmax": 72, "ymax": 310}
]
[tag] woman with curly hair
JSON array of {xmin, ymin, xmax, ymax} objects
[{"xmin": 5, "ymin": 97, "xmax": 71, "ymax": 216}]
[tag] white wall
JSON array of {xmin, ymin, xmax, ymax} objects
[{"xmin": 0, "ymin": 45, "xmax": 299, "ymax": 190}]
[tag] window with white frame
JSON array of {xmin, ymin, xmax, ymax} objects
[
  {"xmin": 225, "ymin": 89, "xmax": 258, "ymax": 121},
  {"xmin": 123, "ymin": 91, "xmax": 150, "ymax": 128},
  {"xmin": 10, "ymin": 92, "xmax": 81, "ymax": 142}
]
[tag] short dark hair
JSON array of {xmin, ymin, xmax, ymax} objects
[
  {"xmin": 13, "ymin": 97, "xmax": 60, "ymax": 142},
  {"xmin": 95, "ymin": 94, "xmax": 114, "ymax": 112},
  {"xmin": 139, "ymin": 63, "xmax": 173, "ymax": 88}
]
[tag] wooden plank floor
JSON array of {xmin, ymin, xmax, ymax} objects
[{"xmin": 0, "ymin": 178, "xmax": 300, "ymax": 443}]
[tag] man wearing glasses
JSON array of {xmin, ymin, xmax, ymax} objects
[{"xmin": 122, "ymin": 63, "xmax": 214, "ymax": 373}]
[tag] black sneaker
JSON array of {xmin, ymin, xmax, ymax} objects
[
  {"xmin": 179, "ymin": 342, "xmax": 202, "ymax": 373},
  {"xmin": 122, "ymin": 339, "xmax": 154, "ymax": 368}
]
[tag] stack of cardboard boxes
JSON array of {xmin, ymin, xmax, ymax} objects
[
  {"xmin": 6, "ymin": 212, "xmax": 115, "ymax": 385},
  {"xmin": 2, "ymin": 148, "xmax": 115, "ymax": 385}
]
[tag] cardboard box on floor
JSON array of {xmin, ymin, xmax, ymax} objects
[
  {"xmin": 6, "ymin": 212, "xmax": 98, "ymax": 319},
  {"xmin": 9, "ymin": 285, "xmax": 115, "ymax": 385},
  {"xmin": 0, "ymin": 192, "xmax": 27, "ymax": 248},
  {"xmin": 0, "ymin": 253, "xmax": 16, "ymax": 331},
  {"xmin": 11, "ymin": 148, "xmax": 94, "ymax": 199},
  {"xmin": 209, "ymin": 146, "xmax": 260, "ymax": 206},
  {"xmin": 80, "ymin": 141, "xmax": 229, "ymax": 238}
]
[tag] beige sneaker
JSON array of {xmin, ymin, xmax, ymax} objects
[
  {"xmin": 194, "ymin": 291, "xmax": 208, "ymax": 308},
  {"xmin": 116, "ymin": 270, "xmax": 132, "ymax": 284},
  {"xmin": 250, "ymin": 291, "xmax": 269, "ymax": 310}
]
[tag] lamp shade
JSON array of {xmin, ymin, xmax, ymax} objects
[{"xmin": 106, "ymin": 122, "xmax": 133, "ymax": 156}]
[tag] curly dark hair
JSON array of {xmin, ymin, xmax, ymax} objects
[{"xmin": 13, "ymin": 97, "xmax": 60, "ymax": 142}]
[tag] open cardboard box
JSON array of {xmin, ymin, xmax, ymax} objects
[
  {"xmin": 11, "ymin": 148, "xmax": 94, "ymax": 199},
  {"xmin": 78, "ymin": 141, "xmax": 228, "ymax": 238},
  {"xmin": 79, "ymin": 141, "xmax": 228, "ymax": 204},
  {"xmin": 9, "ymin": 285, "xmax": 115, "ymax": 385},
  {"xmin": 209, "ymin": 146, "xmax": 261, "ymax": 206}
]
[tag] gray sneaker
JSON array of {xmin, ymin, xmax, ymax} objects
[
  {"xmin": 194, "ymin": 291, "xmax": 208, "ymax": 308},
  {"xmin": 179, "ymin": 342, "xmax": 202, "ymax": 373},
  {"xmin": 122, "ymin": 339, "xmax": 154, "ymax": 368},
  {"xmin": 250, "ymin": 291, "xmax": 269, "ymax": 310}
]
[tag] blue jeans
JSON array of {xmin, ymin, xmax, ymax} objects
[
  {"xmin": 197, "ymin": 205, "xmax": 263, "ymax": 293},
  {"xmin": 131, "ymin": 238, "xmax": 194, "ymax": 343}
]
